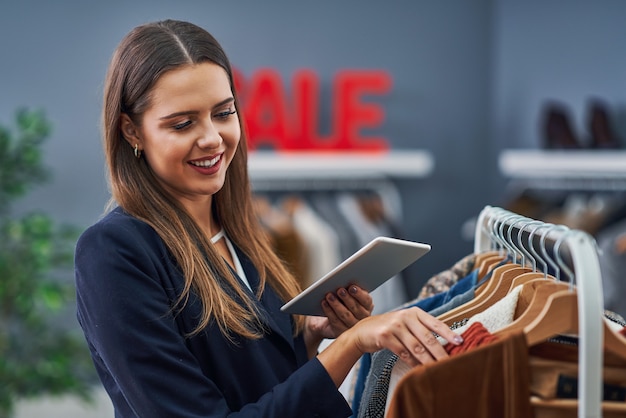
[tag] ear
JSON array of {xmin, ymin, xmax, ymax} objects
[{"xmin": 120, "ymin": 113, "xmax": 143, "ymax": 150}]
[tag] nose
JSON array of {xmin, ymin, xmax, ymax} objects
[{"xmin": 196, "ymin": 119, "xmax": 222, "ymax": 149}]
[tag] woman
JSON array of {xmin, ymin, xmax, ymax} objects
[{"xmin": 75, "ymin": 19, "xmax": 463, "ymax": 417}]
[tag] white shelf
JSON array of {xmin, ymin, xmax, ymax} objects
[
  {"xmin": 499, "ymin": 150, "xmax": 626, "ymax": 179},
  {"xmin": 248, "ymin": 150, "xmax": 434, "ymax": 180}
]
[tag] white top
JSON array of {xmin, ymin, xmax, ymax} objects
[{"xmin": 211, "ymin": 229, "xmax": 252, "ymax": 292}]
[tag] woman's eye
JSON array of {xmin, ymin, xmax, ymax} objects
[
  {"xmin": 215, "ymin": 109, "xmax": 237, "ymax": 120},
  {"xmin": 172, "ymin": 120, "xmax": 192, "ymax": 130}
]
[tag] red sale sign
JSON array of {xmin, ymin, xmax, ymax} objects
[{"xmin": 233, "ymin": 68, "xmax": 393, "ymax": 152}]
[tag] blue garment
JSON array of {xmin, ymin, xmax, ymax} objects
[
  {"xmin": 350, "ymin": 353, "xmax": 371, "ymax": 415},
  {"xmin": 75, "ymin": 207, "xmax": 351, "ymax": 418},
  {"xmin": 422, "ymin": 277, "xmax": 477, "ymax": 318},
  {"xmin": 409, "ymin": 269, "xmax": 478, "ymax": 311}
]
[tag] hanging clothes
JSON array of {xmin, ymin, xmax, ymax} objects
[
  {"xmin": 597, "ymin": 218, "xmax": 626, "ymax": 319},
  {"xmin": 350, "ymin": 267, "xmax": 480, "ymax": 416},
  {"xmin": 387, "ymin": 329, "xmax": 531, "ymax": 418},
  {"xmin": 415, "ymin": 252, "xmax": 477, "ymax": 300},
  {"xmin": 252, "ymin": 195, "xmax": 310, "ymax": 288},
  {"xmin": 359, "ymin": 284, "xmax": 522, "ymax": 418},
  {"xmin": 281, "ymin": 196, "xmax": 342, "ymax": 288},
  {"xmin": 336, "ymin": 192, "xmax": 407, "ymax": 315},
  {"xmin": 353, "ymin": 206, "xmax": 626, "ymax": 418}
]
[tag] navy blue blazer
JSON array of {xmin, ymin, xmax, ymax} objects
[{"xmin": 75, "ymin": 207, "xmax": 352, "ymax": 417}]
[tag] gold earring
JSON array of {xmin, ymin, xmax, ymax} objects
[{"xmin": 134, "ymin": 144, "xmax": 142, "ymax": 159}]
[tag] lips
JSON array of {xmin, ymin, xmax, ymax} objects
[{"xmin": 188, "ymin": 154, "xmax": 222, "ymax": 168}]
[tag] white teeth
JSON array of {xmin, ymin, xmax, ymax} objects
[{"xmin": 190, "ymin": 155, "xmax": 221, "ymax": 168}]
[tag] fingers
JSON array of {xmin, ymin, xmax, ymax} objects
[
  {"xmin": 350, "ymin": 307, "xmax": 463, "ymax": 368},
  {"xmin": 336, "ymin": 285, "xmax": 373, "ymax": 319},
  {"xmin": 401, "ymin": 310, "xmax": 450, "ymax": 364},
  {"xmin": 414, "ymin": 308, "xmax": 464, "ymax": 347},
  {"xmin": 375, "ymin": 309, "xmax": 443, "ymax": 366},
  {"xmin": 321, "ymin": 298, "xmax": 347, "ymax": 335},
  {"xmin": 347, "ymin": 285, "xmax": 374, "ymax": 314},
  {"xmin": 323, "ymin": 285, "xmax": 373, "ymax": 328},
  {"xmin": 322, "ymin": 293, "xmax": 354, "ymax": 333}
]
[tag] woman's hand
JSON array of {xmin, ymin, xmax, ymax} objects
[
  {"xmin": 350, "ymin": 307, "xmax": 462, "ymax": 366},
  {"xmin": 303, "ymin": 285, "xmax": 373, "ymax": 357},
  {"xmin": 316, "ymin": 307, "xmax": 464, "ymax": 387}
]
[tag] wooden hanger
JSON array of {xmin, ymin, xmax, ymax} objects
[
  {"xmin": 474, "ymin": 252, "xmax": 504, "ymax": 280},
  {"xmin": 509, "ymin": 278, "xmax": 555, "ymax": 318},
  {"xmin": 473, "ymin": 250, "xmax": 499, "ymax": 267},
  {"xmin": 496, "ymin": 230, "xmax": 578, "ymax": 345},
  {"xmin": 472, "ymin": 212, "xmax": 516, "ymax": 278},
  {"xmin": 475, "ymin": 215, "xmax": 527, "ymax": 286},
  {"xmin": 517, "ymin": 287, "xmax": 626, "ymax": 362},
  {"xmin": 473, "ymin": 207, "xmax": 622, "ymax": 418},
  {"xmin": 439, "ymin": 216, "xmax": 539, "ymax": 325},
  {"xmin": 523, "ymin": 288, "xmax": 578, "ymax": 345},
  {"xmin": 503, "ymin": 238, "xmax": 554, "ymax": 294},
  {"xmin": 492, "ymin": 222, "xmax": 572, "ymax": 330},
  {"xmin": 506, "ymin": 221, "xmax": 554, "ymax": 294},
  {"xmin": 495, "ymin": 226, "xmax": 626, "ymax": 364},
  {"xmin": 495, "ymin": 279, "xmax": 570, "ymax": 337},
  {"xmin": 439, "ymin": 264, "xmax": 530, "ymax": 326},
  {"xmin": 480, "ymin": 254, "xmax": 506, "ymax": 279},
  {"xmin": 506, "ymin": 271, "xmax": 547, "ymax": 294}
]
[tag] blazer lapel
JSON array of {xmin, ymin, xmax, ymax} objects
[{"xmin": 235, "ymin": 247, "xmax": 295, "ymax": 350}]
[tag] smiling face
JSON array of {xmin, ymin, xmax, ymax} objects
[{"xmin": 121, "ymin": 62, "xmax": 240, "ymax": 215}]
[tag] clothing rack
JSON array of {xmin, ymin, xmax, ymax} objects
[
  {"xmin": 251, "ymin": 176, "xmax": 401, "ymax": 219},
  {"xmin": 474, "ymin": 205, "xmax": 605, "ymax": 418},
  {"xmin": 248, "ymin": 149, "xmax": 433, "ymax": 207},
  {"xmin": 248, "ymin": 150, "xmax": 435, "ymax": 227}
]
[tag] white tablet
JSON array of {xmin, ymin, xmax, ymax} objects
[{"xmin": 280, "ymin": 236, "xmax": 431, "ymax": 316}]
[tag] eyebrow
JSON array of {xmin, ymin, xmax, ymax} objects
[{"xmin": 159, "ymin": 97, "xmax": 235, "ymax": 120}]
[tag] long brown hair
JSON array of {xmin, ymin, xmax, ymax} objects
[{"xmin": 102, "ymin": 19, "xmax": 304, "ymax": 341}]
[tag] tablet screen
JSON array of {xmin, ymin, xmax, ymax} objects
[{"xmin": 280, "ymin": 236, "xmax": 430, "ymax": 316}]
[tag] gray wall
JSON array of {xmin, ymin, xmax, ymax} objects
[
  {"xmin": 492, "ymin": 0, "xmax": 626, "ymax": 151},
  {"xmin": 2, "ymin": 1, "xmax": 625, "ymax": 295},
  {"xmin": 486, "ymin": 1, "xmax": 626, "ymax": 222}
]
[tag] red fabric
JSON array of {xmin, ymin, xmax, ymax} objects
[
  {"xmin": 620, "ymin": 326, "xmax": 626, "ymax": 338},
  {"xmin": 444, "ymin": 321, "xmax": 499, "ymax": 355}
]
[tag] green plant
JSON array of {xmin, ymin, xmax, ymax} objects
[{"xmin": 0, "ymin": 109, "xmax": 96, "ymax": 417}]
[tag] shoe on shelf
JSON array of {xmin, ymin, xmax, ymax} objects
[
  {"xmin": 587, "ymin": 98, "xmax": 622, "ymax": 149},
  {"xmin": 541, "ymin": 101, "xmax": 581, "ymax": 149}
]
